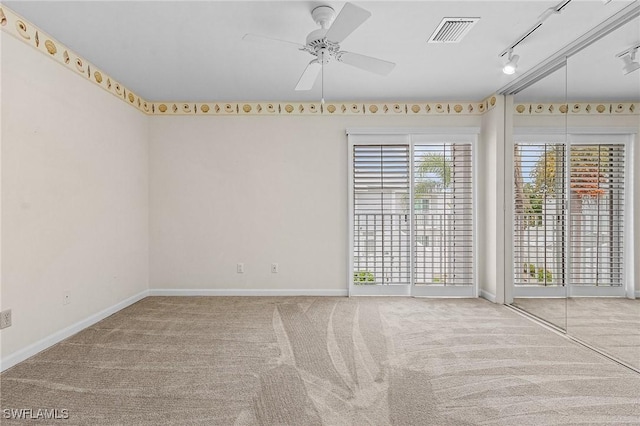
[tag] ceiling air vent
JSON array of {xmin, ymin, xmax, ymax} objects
[{"xmin": 428, "ymin": 17, "xmax": 480, "ymax": 43}]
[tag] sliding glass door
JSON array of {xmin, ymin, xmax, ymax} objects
[{"xmin": 349, "ymin": 132, "xmax": 476, "ymax": 296}]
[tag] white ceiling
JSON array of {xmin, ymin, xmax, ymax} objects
[{"xmin": 5, "ymin": 0, "xmax": 640, "ymax": 102}]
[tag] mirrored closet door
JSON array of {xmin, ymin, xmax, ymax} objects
[
  {"xmin": 565, "ymin": 14, "xmax": 639, "ymax": 370},
  {"xmin": 509, "ymin": 3, "xmax": 639, "ymax": 371}
]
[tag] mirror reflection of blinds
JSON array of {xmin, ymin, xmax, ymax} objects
[
  {"xmin": 414, "ymin": 143, "xmax": 473, "ymax": 286},
  {"xmin": 570, "ymin": 144, "xmax": 625, "ymax": 287},
  {"xmin": 513, "ymin": 143, "xmax": 567, "ymax": 287},
  {"xmin": 353, "ymin": 145, "xmax": 411, "ymax": 285},
  {"xmin": 513, "ymin": 142, "xmax": 625, "ymax": 288}
]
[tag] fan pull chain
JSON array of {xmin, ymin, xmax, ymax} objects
[{"xmin": 321, "ymin": 51, "xmax": 325, "ymax": 105}]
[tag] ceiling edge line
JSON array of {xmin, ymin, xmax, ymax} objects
[
  {"xmin": 5, "ymin": 6, "xmax": 636, "ymax": 118},
  {"xmin": 1, "ymin": 5, "xmax": 502, "ymax": 117}
]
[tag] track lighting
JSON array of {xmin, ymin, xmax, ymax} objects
[
  {"xmin": 503, "ymin": 49, "xmax": 520, "ymax": 75},
  {"xmin": 498, "ymin": 0, "xmax": 572, "ymax": 76},
  {"xmin": 618, "ymin": 46, "xmax": 640, "ymax": 75}
]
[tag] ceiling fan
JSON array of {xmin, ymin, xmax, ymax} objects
[{"xmin": 243, "ymin": 2, "xmax": 396, "ymax": 91}]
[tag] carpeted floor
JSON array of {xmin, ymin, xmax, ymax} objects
[
  {"xmin": 1, "ymin": 297, "xmax": 639, "ymax": 425},
  {"xmin": 513, "ymin": 297, "xmax": 640, "ymax": 369}
]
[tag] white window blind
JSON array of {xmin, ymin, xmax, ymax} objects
[
  {"xmin": 414, "ymin": 143, "xmax": 473, "ymax": 286},
  {"xmin": 353, "ymin": 145, "xmax": 411, "ymax": 285}
]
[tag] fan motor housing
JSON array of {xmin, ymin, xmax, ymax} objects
[
  {"xmin": 306, "ymin": 28, "xmax": 329, "ymax": 46},
  {"xmin": 304, "ymin": 5, "xmax": 340, "ymax": 62}
]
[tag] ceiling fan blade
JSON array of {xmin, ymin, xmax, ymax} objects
[
  {"xmin": 242, "ymin": 33, "xmax": 305, "ymax": 50},
  {"xmin": 338, "ymin": 52, "xmax": 395, "ymax": 76},
  {"xmin": 295, "ymin": 60, "xmax": 322, "ymax": 91},
  {"xmin": 325, "ymin": 3, "xmax": 371, "ymax": 43}
]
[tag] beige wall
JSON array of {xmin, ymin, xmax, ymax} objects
[
  {"xmin": 478, "ymin": 96, "xmax": 506, "ymax": 302},
  {"xmin": 149, "ymin": 114, "xmax": 483, "ymax": 292},
  {"xmin": 1, "ymin": 33, "xmax": 149, "ymax": 359}
]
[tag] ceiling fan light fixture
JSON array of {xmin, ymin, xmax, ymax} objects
[{"xmin": 503, "ymin": 51, "xmax": 520, "ymax": 75}]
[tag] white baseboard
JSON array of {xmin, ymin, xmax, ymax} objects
[
  {"xmin": 479, "ymin": 289, "xmax": 497, "ymax": 303},
  {"xmin": 0, "ymin": 290, "xmax": 149, "ymax": 372},
  {"xmin": 148, "ymin": 288, "xmax": 349, "ymax": 297}
]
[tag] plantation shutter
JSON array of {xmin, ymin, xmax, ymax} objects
[
  {"xmin": 513, "ymin": 142, "xmax": 567, "ymax": 288},
  {"xmin": 569, "ymin": 143, "xmax": 625, "ymax": 287},
  {"xmin": 353, "ymin": 145, "xmax": 411, "ymax": 285},
  {"xmin": 413, "ymin": 143, "xmax": 473, "ymax": 286}
]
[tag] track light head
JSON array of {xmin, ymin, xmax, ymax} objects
[
  {"xmin": 620, "ymin": 48, "xmax": 640, "ymax": 75},
  {"xmin": 503, "ymin": 50, "xmax": 520, "ymax": 75},
  {"xmin": 622, "ymin": 55, "xmax": 640, "ymax": 75}
]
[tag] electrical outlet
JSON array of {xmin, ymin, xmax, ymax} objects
[
  {"xmin": 237, "ymin": 263, "xmax": 245, "ymax": 274},
  {"xmin": 0, "ymin": 309, "xmax": 12, "ymax": 329},
  {"xmin": 63, "ymin": 291, "xmax": 71, "ymax": 305},
  {"xmin": 271, "ymin": 263, "xmax": 279, "ymax": 273}
]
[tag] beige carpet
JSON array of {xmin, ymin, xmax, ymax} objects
[
  {"xmin": 1, "ymin": 297, "xmax": 639, "ymax": 425},
  {"xmin": 513, "ymin": 297, "xmax": 640, "ymax": 370}
]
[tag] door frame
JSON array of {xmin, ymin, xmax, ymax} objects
[{"xmin": 347, "ymin": 128, "xmax": 479, "ymax": 297}]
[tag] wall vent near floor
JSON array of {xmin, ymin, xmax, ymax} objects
[{"xmin": 428, "ymin": 17, "xmax": 480, "ymax": 43}]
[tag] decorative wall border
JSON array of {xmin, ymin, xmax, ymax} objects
[
  {"xmin": 0, "ymin": 5, "xmax": 150, "ymax": 114},
  {"xmin": 514, "ymin": 102, "xmax": 638, "ymax": 115},
  {"xmin": 147, "ymin": 100, "xmax": 494, "ymax": 116},
  {"xmin": 5, "ymin": 6, "xmax": 635, "ymax": 119}
]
